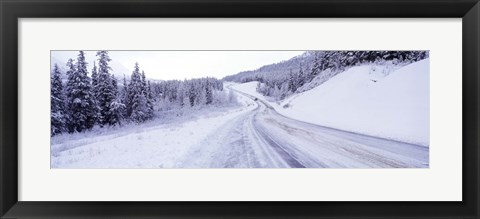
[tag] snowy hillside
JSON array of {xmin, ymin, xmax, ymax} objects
[
  {"xmin": 223, "ymin": 51, "xmax": 314, "ymax": 83},
  {"xmin": 232, "ymin": 59, "xmax": 429, "ymax": 146},
  {"xmin": 108, "ymin": 60, "xmax": 131, "ymax": 79}
]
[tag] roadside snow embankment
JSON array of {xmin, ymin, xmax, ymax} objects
[{"xmin": 232, "ymin": 59, "xmax": 429, "ymax": 146}]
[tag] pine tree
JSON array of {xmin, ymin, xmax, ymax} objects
[
  {"xmin": 280, "ymin": 83, "xmax": 289, "ymax": 99},
  {"xmin": 65, "ymin": 51, "xmax": 95, "ymax": 133},
  {"xmin": 310, "ymin": 52, "xmax": 322, "ymax": 79},
  {"xmin": 187, "ymin": 81, "xmax": 196, "ymax": 107},
  {"xmin": 64, "ymin": 59, "xmax": 75, "ymax": 132},
  {"xmin": 205, "ymin": 79, "xmax": 213, "ymax": 105},
  {"xmin": 288, "ymin": 70, "xmax": 297, "ymax": 92},
  {"xmin": 176, "ymin": 82, "xmax": 186, "ymax": 107},
  {"xmin": 112, "ymin": 74, "xmax": 118, "ymax": 100},
  {"xmin": 51, "ymin": 64, "xmax": 65, "ymax": 136},
  {"xmin": 140, "ymin": 70, "xmax": 154, "ymax": 119},
  {"xmin": 90, "ymin": 61, "xmax": 100, "ymax": 124},
  {"xmin": 129, "ymin": 62, "xmax": 149, "ymax": 123},
  {"xmin": 196, "ymin": 83, "xmax": 207, "ymax": 106},
  {"xmin": 109, "ymin": 74, "xmax": 125, "ymax": 126},
  {"xmin": 141, "ymin": 70, "xmax": 147, "ymax": 91},
  {"xmin": 297, "ymin": 66, "xmax": 305, "ymax": 88},
  {"xmin": 121, "ymin": 74, "xmax": 129, "ymax": 118},
  {"xmin": 91, "ymin": 61, "xmax": 99, "ymax": 98},
  {"xmin": 146, "ymin": 80, "xmax": 154, "ymax": 118},
  {"xmin": 96, "ymin": 51, "xmax": 118, "ymax": 126}
]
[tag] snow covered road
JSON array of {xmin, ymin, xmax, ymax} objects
[
  {"xmin": 180, "ymin": 89, "xmax": 429, "ymax": 168},
  {"xmin": 52, "ymin": 87, "xmax": 428, "ymax": 168}
]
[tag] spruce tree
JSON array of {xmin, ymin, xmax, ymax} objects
[
  {"xmin": 187, "ymin": 81, "xmax": 196, "ymax": 107},
  {"xmin": 65, "ymin": 51, "xmax": 95, "ymax": 133},
  {"xmin": 91, "ymin": 61, "xmax": 99, "ymax": 98},
  {"xmin": 112, "ymin": 74, "xmax": 118, "ymax": 99},
  {"xmin": 90, "ymin": 61, "xmax": 100, "ymax": 124},
  {"xmin": 109, "ymin": 74, "xmax": 125, "ymax": 126},
  {"xmin": 51, "ymin": 64, "xmax": 65, "ymax": 136},
  {"xmin": 177, "ymin": 82, "xmax": 186, "ymax": 107},
  {"xmin": 297, "ymin": 66, "xmax": 305, "ymax": 88},
  {"xmin": 146, "ymin": 80, "xmax": 155, "ymax": 118},
  {"xmin": 121, "ymin": 74, "xmax": 129, "ymax": 118},
  {"xmin": 96, "ymin": 51, "xmax": 117, "ymax": 126},
  {"xmin": 310, "ymin": 52, "xmax": 322, "ymax": 79},
  {"xmin": 288, "ymin": 70, "xmax": 297, "ymax": 92},
  {"xmin": 129, "ymin": 62, "xmax": 148, "ymax": 123},
  {"xmin": 64, "ymin": 59, "xmax": 75, "ymax": 132},
  {"xmin": 141, "ymin": 70, "xmax": 147, "ymax": 91},
  {"xmin": 205, "ymin": 79, "xmax": 213, "ymax": 105}
]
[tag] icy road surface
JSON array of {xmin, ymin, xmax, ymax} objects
[
  {"xmin": 52, "ymin": 88, "xmax": 428, "ymax": 168},
  {"xmin": 181, "ymin": 90, "xmax": 429, "ymax": 168}
]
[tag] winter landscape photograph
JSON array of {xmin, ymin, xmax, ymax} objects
[{"xmin": 51, "ymin": 50, "xmax": 429, "ymax": 168}]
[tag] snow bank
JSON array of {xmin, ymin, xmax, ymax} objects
[{"xmin": 232, "ymin": 59, "xmax": 429, "ymax": 146}]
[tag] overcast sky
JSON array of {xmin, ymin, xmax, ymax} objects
[{"xmin": 51, "ymin": 50, "xmax": 305, "ymax": 80}]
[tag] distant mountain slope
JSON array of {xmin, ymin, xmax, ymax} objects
[
  {"xmin": 50, "ymin": 52, "xmax": 131, "ymax": 80},
  {"xmin": 223, "ymin": 51, "xmax": 315, "ymax": 83},
  {"xmin": 50, "ymin": 56, "xmax": 67, "ymax": 79}
]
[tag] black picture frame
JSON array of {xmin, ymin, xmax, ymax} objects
[{"xmin": 1, "ymin": 0, "xmax": 479, "ymax": 218}]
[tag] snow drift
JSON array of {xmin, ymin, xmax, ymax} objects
[{"xmin": 232, "ymin": 59, "xmax": 430, "ymax": 146}]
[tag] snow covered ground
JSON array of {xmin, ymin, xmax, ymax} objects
[
  {"xmin": 182, "ymin": 90, "xmax": 428, "ymax": 168},
  {"xmin": 52, "ymin": 89, "xmax": 428, "ymax": 168},
  {"xmin": 231, "ymin": 59, "xmax": 429, "ymax": 146},
  {"xmin": 52, "ymin": 60, "xmax": 429, "ymax": 168},
  {"xmin": 51, "ymin": 94, "xmax": 256, "ymax": 168}
]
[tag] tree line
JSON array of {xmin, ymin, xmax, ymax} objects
[
  {"xmin": 151, "ymin": 77, "xmax": 224, "ymax": 108},
  {"xmin": 51, "ymin": 51, "xmax": 226, "ymax": 136}
]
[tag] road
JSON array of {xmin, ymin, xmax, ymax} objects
[{"xmin": 181, "ymin": 89, "xmax": 429, "ymax": 168}]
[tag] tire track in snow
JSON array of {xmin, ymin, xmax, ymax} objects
[{"xmin": 251, "ymin": 114, "xmax": 306, "ymax": 168}]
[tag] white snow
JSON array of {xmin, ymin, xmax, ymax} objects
[
  {"xmin": 232, "ymin": 59, "xmax": 430, "ymax": 146},
  {"xmin": 51, "ymin": 94, "xmax": 256, "ymax": 168},
  {"xmin": 52, "ymin": 60, "xmax": 429, "ymax": 168}
]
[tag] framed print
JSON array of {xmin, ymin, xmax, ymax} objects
[
  {"xmin": 1, "ymin": 0, "xmax": 479, "ymax": 218},
  {"xmin": 48, "ymin": 49, "xmax": 430, "ymax": 169}
]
